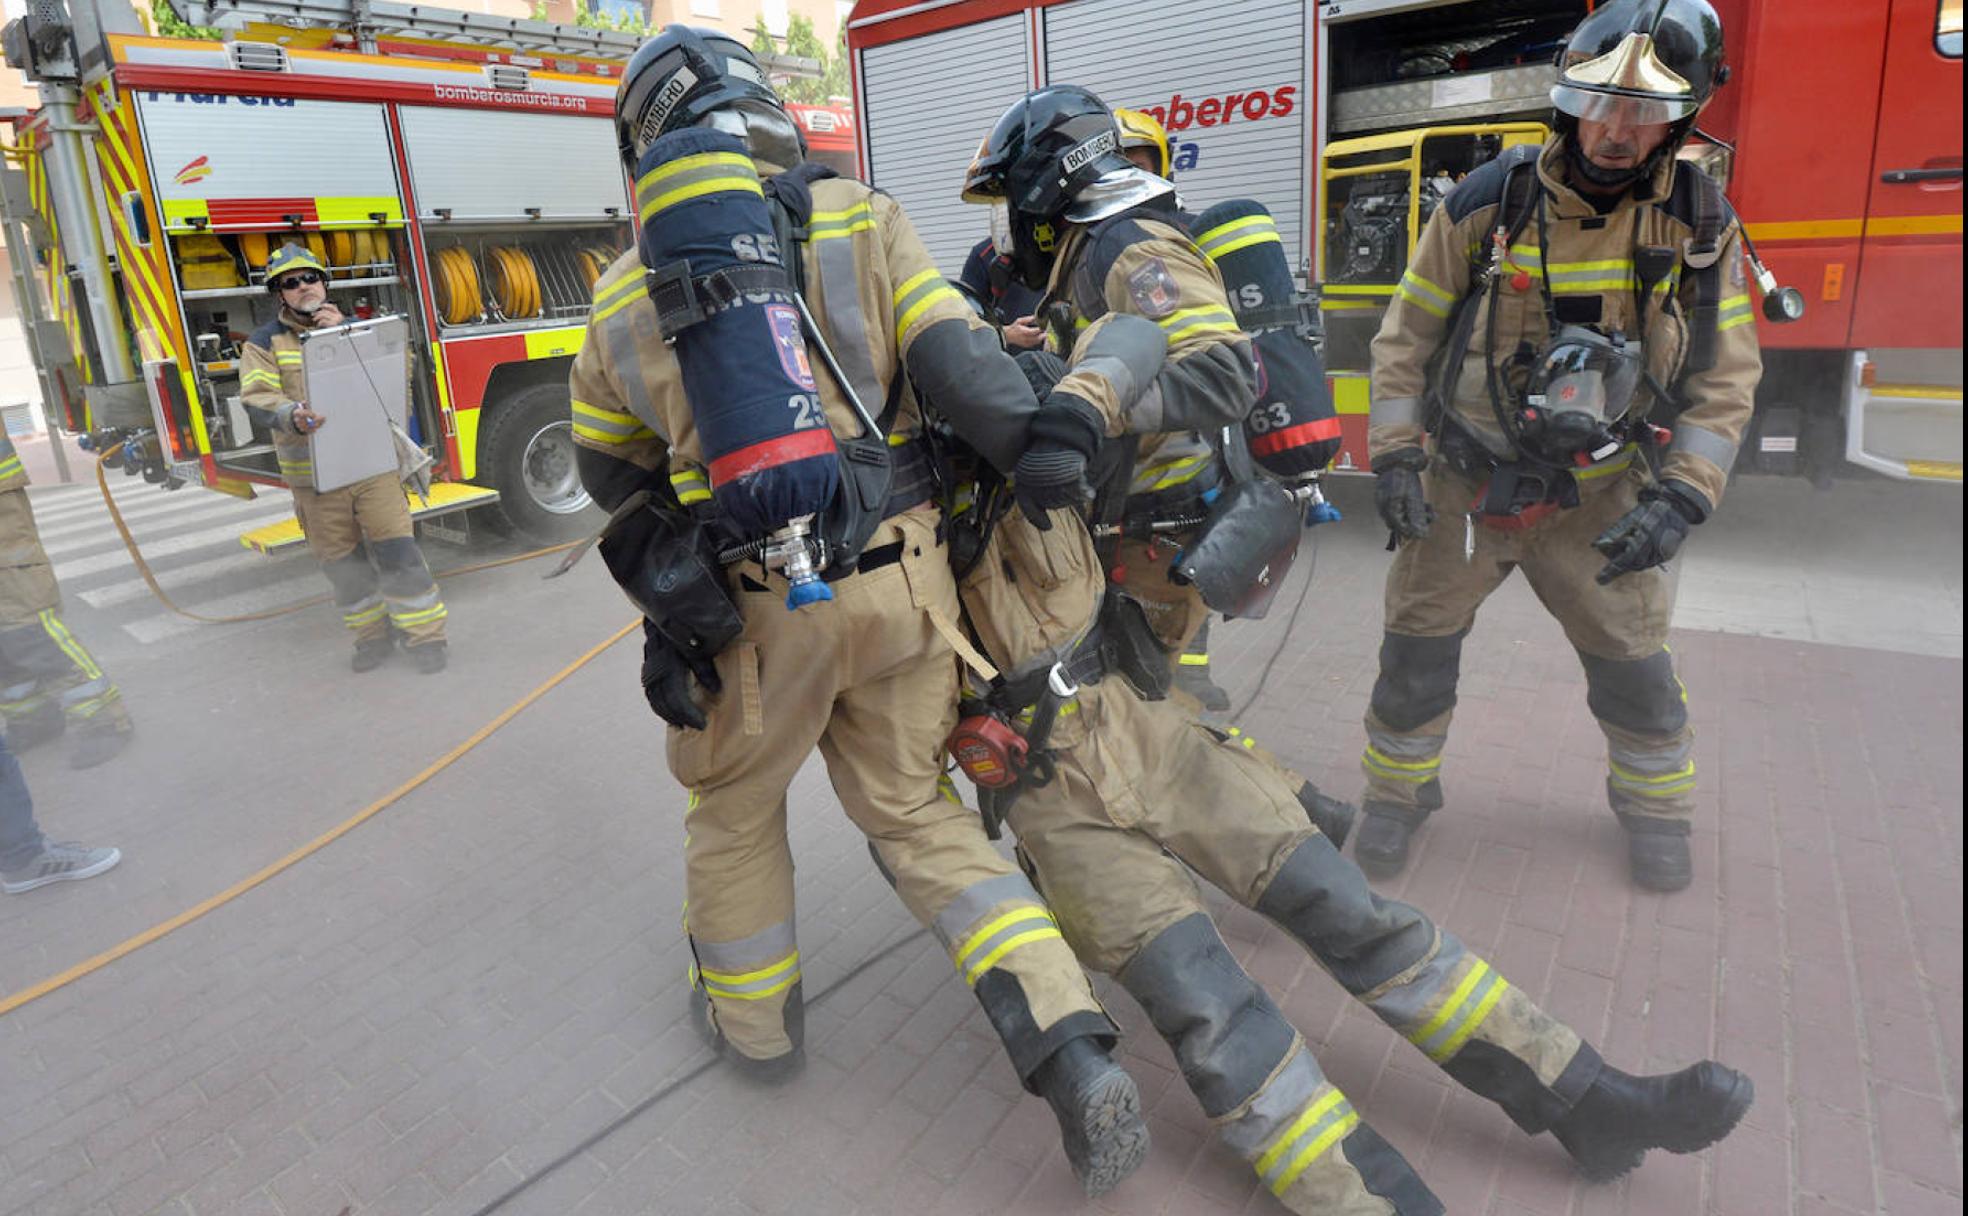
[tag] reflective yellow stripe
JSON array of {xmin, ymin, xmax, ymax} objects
[
  {"xmin": 1546, "ymin": 258, "xmax": 1633, "ymax": 273},
  {"xmin": 1146, "ymin": 454, "xmax": 1210, "ymax": 490},
  {"xmin": 1272, "ymin": 1111, "xmax": 1361, "ymax": 1196},
  {"xmin": 1363, "ymin": 745, "xmax": 1440, "ymax": 773},
  {"xmin": 39, "ymin": 611, "xmax": 102, "ymax": 680},
  {"xmin": 390, "ymin": 604, "xmax": 449, "ymax": 628},
  {"xmin": 636, "ymin": 150, "xmax": 761, "ymax": 220},
  {"xmin": 1574, "ymin": 447, "xmax": 1637, "ymax": 481},
  {"xmin": 1197, "ymin": 214, "xmax": 1284, "ymax": 261},
  {"xmin": 964, "ymin": 927, "xmax": 1065, "ymax": 984},
  {"xmin": 700, "ymin": 952, "xmax": 800, "ymax": 988},
  {"xmin": 1256, "ymin": 1089, "xmax": 1346, "ymax": 1175},
  {"xmin": 592, "ymin": 283, "xmax": 649, "ymax": 325},
  {"xmin": 670, "ymin": 469, "xmax": 711, "ymax": 505},
  {"xmin": 343, "ymin": 604, "xmax": 386, "ymax": 625},
  {"xmin": 891, "ymin": 267, "xmax": 940, "ymax": 306},
  {"xmin": 896, "ymin": 283, "xmax": 963, "ymax": 337},
  {"xmin": 953, "ymin": 907, "xmax": 1056, "ymax": 970},
  {"xmin": 0, "ymin": 456, "xmax": 21, "ymax": 481},
  {"xmin": 1398, "ymin": 271, "xmax": 1454, "ymax": 308},
  {"xmin": 1410, "ymin": 960, "xmax": 1489, "ymax": 1052},
  {"xmin": 1717, "ymin": 296, "xmax": 1755, "ymax": 333},
  {"xmin": 1431, "ymin": 978, "xmax": 1508, "ymax": 1062},
  {"xmin": 1395, "ymin": 280, "xmax": 1451, "ymax": 319},
  {"xmin": 570, "ymin": 399, "xmax": 652, "ymax": 444},
  {"xmin": 809, "ymin": 202, "xmax": 875, "ymax": 240},
  {"xmin": 241, "ymin": 369, "xmax": 281, "ymax": 387},
  {"xmin": 275, "ymin": 352, "xmax": 303, "ymax": 366},
  {"xmin": 1177, "ymin": 653, "xmax": 1209, "ymax": 667},
  {"xmin": 1157, "ymin": 305, "xmax": 1240, "ymax": 336},
  {"xmin": 591, "ymin": 270, "xmax": 643, "ymax": 310}
]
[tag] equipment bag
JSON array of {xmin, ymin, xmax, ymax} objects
[
  {"xmin": 1194, "ymin": 199, "xmax": 1341, "ymax": 476},
  {"xmin": 636, "ymin": 128, "xmax": 841, "ymax": 542}
]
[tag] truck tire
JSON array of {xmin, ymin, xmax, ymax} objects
[{"xmin": 476, "ymin": 381, "xmax": 602, "ymax": 543}]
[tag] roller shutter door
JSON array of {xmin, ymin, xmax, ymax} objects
[
  {"xmin": 859, "ymin": 13, "xmax": 1032, "ymax": 272},
  {"xmin": 1043, "ymin": 0, "xmax": 1310, "ymax": 273}
]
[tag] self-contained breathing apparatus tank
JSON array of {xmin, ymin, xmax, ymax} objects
[
  {"xmin": 637, "ymin": 128, "xmax": 839, "ymax": 609},
  {"xmin": 1193, "ymin": 199, "xmax": 1343, "ymax": 525}
]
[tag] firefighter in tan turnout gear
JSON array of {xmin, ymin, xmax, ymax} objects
[
  {"xmin": 946, "ymin": 84, "xmax": 1755, "ymax": 1214},
  {"xmin": 0, "ymin": 433, "xmax": 133, "ymax": 769},
  {"xmin": 238, "ymin": 243, "xmax": 450, "ymax": 674},
  {"xmin": 1021, "ymin": 98, "xmax": 1357, "ymax": 842},
  {"xmin": 567, "ymin": 28, "xmax": 1146, "ymax": 1196},
  {"xmin": 1359, "ymin": 0, "xmax": 1761, "ymax": 891}
]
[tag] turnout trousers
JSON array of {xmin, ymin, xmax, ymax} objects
[
  {"xmin": 0, "ymin": 490, "xmax": 129, "ymax": 739},
  {"xmin": 1006, "ymin": 680, "xmax": 1600, "ymax": 1214},
  {"xmin": 1364, "ymin": 461, "xmax": 1694, "ymax": 836},
  {"xmin": 291, "ymin": 472, "xmax": 447, "ymax": 648},
  {"xmin": 670, "ymin": 507, "xmax": 1110, "ymax": 1070}
]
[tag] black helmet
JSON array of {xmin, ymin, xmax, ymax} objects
[
  {"xmin": 962, "ymin": 85, "xmax": 1131, "ymax": 287},
  {"xmin": 616, "ymin": 26, "xmax": 781, "ymax": 171},
  {"xmin": 1552, "ymin": 0, "xmax": 1725, "ymax": 128}
]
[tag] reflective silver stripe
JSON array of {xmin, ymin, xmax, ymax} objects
[
  {"xmin": 55, "ymin": 675, "xmax": 112, "ymax": 709},
  {"xmin": 1607, "ymin": 736, "xmax": 1693, "ymax": 775},
  {"xmin": 693, "ymin": 920, "xmax": 798, "ymax": 976},
  {"xmin": 1409, "ymin": 958, "xmax": 1506, "ymax": 1062},
  {"xmin": 1372, "ymin": 396, "xmax": 1424, "ymax": 429},
  {"xmin": 1253, "ymin": 1084, "xmax": 1360, "ymax": 1196},
  {"xmin": 389, "ymin": 587, "xmax": 442, "ymax": 613},
  {"xmin": 931, "ymin": 872, "xmax": 1045, "ymax": 952},
  {"xmin": 1159, "ymin": 307, "xmax": 1240, "ymax": 337},
  {"xmin": 1362, "ymin": 727, "xmax": 1443, "ymax": 762},
  {"xmin": 953, "ymin": 907, "xmax": 1060, "ymax": 984},
  {"xmin": 812, "ymin": 230, "xmax": 887, "ymax": 419},
  {"xmin": 1668, "ymin": 422, "xmax": 1739, "ymax": 470},
  {"xmin": 1359, "ymin": 925, "xmax": 1458, "ymax": 1026},
  {"xmin": 1217, "ymin": 1046, "xmax": 1330, "ymax": 1160},
  {"xmin": 599, "ymin": 308, "xmax": 665, "ymax": 441}
]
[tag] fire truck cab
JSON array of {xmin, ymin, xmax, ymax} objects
[{"xmin": 845, "ymin": 0, "xmax": 1963, "ymax": 486}]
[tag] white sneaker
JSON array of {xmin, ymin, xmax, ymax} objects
[{"xmin": 1, "ymin": 842, "xmax": 121, "ymax": 893}]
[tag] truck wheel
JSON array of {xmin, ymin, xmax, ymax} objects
[{"xmin": 477, "ymin": 382, "xmax": 601, "ymax": 543}]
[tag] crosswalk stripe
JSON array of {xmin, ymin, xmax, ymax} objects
[
  {"xmin": 123, "ymin": 572, "xmax": 327, "ymax": 645},
  {"xmin": 77, "ymin": 548, "xmax": 310, "ymax": 609},
  {"xmin": 36, "ymin": 496, "xmax": 292, "ymax": 547},
  {"xmin": 51, "ymin": 515, "xmax": 297, "ymax": 581},
  {"xmin": 27, "ymin": 487, "xmax": 230, "ymax": 524}
]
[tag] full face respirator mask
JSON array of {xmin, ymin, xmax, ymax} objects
[{"xmin": 1515, "ymin": 324, "xmax": 1645, "ymax": 465}]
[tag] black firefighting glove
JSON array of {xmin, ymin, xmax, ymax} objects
[
  {"xmin": 1012, "ymin": 392, "xmax": 1105, "ymax": 530},
  {"xmin": 1014, "ymin": 349, "xmax": 1068, "ymax": 400},
  {"xmin": 1592, "ymin": 479, "xmax": 1711, "ymax": 584},
  {"xmin": 641, "ymin": 619, "xmax": 721, "ymax": 731},
  {"xmin": 1374, "ymin": 447, "xmax": 1435, "ymax": 544}
]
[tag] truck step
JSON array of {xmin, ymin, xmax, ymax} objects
[{"xmin": 238, "ymin": 482, "xmax": 502, "ymax": 554}]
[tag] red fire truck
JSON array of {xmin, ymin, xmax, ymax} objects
[
  {"xmin": 845, "ymin": 0, "xmax": 1964, "ymax": 485},
  {"xmin": 0, "ymin": 0, "xmax": 863, "ymax": 548}
]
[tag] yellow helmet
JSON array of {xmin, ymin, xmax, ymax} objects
[
  {"xmin": 1113, "ymin": 107, "xmax": 1172, "ymax": 180},
  {"xmin": 264, "ymin": 241, "xmax": 328, "ymax": 291}
]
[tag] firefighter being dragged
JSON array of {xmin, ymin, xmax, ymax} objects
[
  {"xmin": 1358, "ymin": 0, "xmax": 1760, "ymax": 891},
  {"xmin": 0, "ymin": 432, "xmax": 134, "ymax": 769},
  {"xmin": 943, "ymin": 85, "xmax": 1755, "ymax": 1213},
  {"xmin": 239, "ymin": 243, "xmax": 450, "ymax": 674},
  {"xmin": 568, "ymin": 28, "xmax": 1146, "ymax": 1196},
  {"xmin": 1023, "ymin": 98, "xmax": 1357, "ymax": 837}
]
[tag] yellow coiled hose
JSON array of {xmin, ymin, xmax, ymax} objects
[
  {"xmin": 488, "ymin": 245, "xmax": 542, "ymax": 319},
  {"xmin": 433, "ymin": 246, "xmax": 482, "ymax": 325}
]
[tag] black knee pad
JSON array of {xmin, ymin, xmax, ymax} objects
[
  {"xmin": 322, "ymin": 552, "xmax": 378, "ymax": 604},
  {"xmin": 1254, "ymin": 835, "xmax": 1435, "ymax": 995},
  {"xmin": 1578, "ymin": 649, "xmax": 1687, "ymax": 736},
  {"xmin": 1116, "ymin": 913, "xmax": 1295, "ymax": 1118},
  {"xmin": 370, "ymin": 536, "xmax": 433, "ymax": 590},
  {"xmin": 1369, "ymin": 631, "xmax": 1465, "ymax": 731}
]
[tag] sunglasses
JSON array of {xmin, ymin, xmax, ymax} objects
[{"xmin": 275, "ymin": 271, "xmax": 324, "ymax": 291}]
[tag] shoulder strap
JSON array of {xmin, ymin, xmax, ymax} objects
[{"xmin": 1667, "ymin": 164, "xmax": 1731, "ymax": 377}]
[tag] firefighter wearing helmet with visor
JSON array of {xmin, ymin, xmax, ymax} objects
[
  {"xmin": 1358, "ymin": 0, "xmax": 1763, "ymax": 892},
  {"xmin": 567, "ymin": 27, "xmax": 1151, "ymax": 1196},
  {"xmin": 239, "ymin": 242, "xmax": 450, "ymax": 674},
  {"xmin": 938, "ymin": 84, "xmax": 1755, "ymax": 1214}
]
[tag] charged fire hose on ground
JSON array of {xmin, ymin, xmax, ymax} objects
[{"xmin": 93, "ymin": 444, "xmax": 580, "ymax": 624}]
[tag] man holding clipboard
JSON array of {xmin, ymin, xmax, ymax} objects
[{"xmin": 240, "ymin": 243, "xmax": 450, "ymax": 674}]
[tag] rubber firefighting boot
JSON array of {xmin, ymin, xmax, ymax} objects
[
  {"xmin": 1354, "ymin": 801, "xmax": 1427, "ymax": 880},
  {"xmin": 67, "ymin": 723, "xmax": 132, "ymax": 771},
  {"xmin": 1549, "ymin": 1060, "xmax": 1754, "ymax": 1182},
  {"xmin": 1623, "ymin": 820, "xmax": 1693, "ymax": 893},
  {"xmin": 1297, "ymin": 781, "xmax": 1356, "ymax": 849},
  {"xmin": 688, "ymin": 983, "xmax": 806, "ymax": 1085},
  {"xmin": 1030, "ymin": 1035, "xmax": 1150, "ymax": 1197},
  {"xmin": 351, "ymin": 635, "xmax": 394, "ymax": 673}
]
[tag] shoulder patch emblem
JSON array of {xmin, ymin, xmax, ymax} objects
[{"xmin": 1126, "ymin": 257, "xmax": 1180, "ymax": 319}]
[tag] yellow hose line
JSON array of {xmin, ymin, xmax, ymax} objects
[
  {"xmin": 0, "ymin": 618, "xmax": 640, "ymax": 1017},
  {"xmin": 96, "ymin": 444, "xmax": 579, "ymax": 624}
]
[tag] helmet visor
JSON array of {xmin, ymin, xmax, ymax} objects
[{"xmin": 1551, "ymin": 83, "xmax": 1699, "ymax": 125}]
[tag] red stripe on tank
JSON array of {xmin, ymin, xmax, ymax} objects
[
  {"xmin": 707, "ymin": 428, "xmax": 839, "ymax": 486},
  {"xmin": 1250, "ymin": 416, "xmax": 1342, "ymax": 456}
]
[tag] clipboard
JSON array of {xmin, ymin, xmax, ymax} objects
[{"xmin": 301, "ymin": 314, "xmax": 411, "ymax": 493}]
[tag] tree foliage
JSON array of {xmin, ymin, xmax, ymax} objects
[{"xmin": 754, "ymin": 13, "xmax": 851, "ymax": 104}]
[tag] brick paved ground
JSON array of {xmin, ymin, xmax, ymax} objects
[{"xmin": 0, "ymin": 475, "xmax": 1959, "ymax": 1216}]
